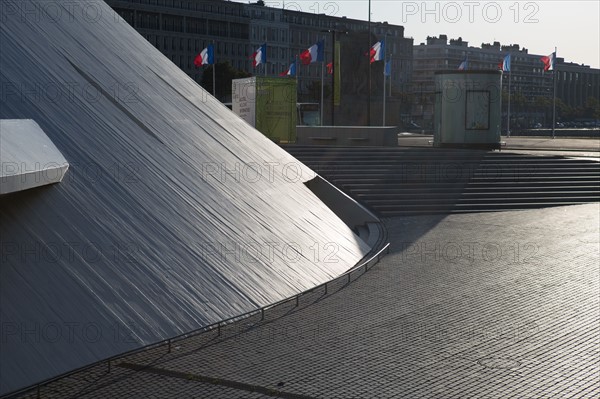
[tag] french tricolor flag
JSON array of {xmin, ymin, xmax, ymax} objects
[
  {"xmin": 500, "ymin": 54, "xmax": 511, "ymax": 72},
  {"xmin": 384, "ymin": 60, "xmax": 391, "ymax": 77},
  {"xmin": 194, "ymin": 44, "xmax": 214, "ymax": 67},
  {"xmin": 326, "ymin": 62, "xmax": 333, "ymax": 75},
  {"xmin": 540, "ymin": 52, "xmax": 556, "ymax": 71},
  {"xmin": 369, "ymin": 40, "xmax": 385, "ymax": 64},
  {"xmin": 300, "ymin": 41, "xmax": 324, "ymax": 65},
  {"xmin": 279, "ymin": 62, "xmax": 296, "ymax": 77},
  {"xmin": 252, "ymin": 43, "xmax": 267, "ymax": 67}
]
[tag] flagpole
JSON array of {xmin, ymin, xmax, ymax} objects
[
  {"xmin": 367, "ymin": 0, "xmax": 371, "ymax": 126},
  {"xmin": 320, "ymin": 39, "xmax": 325, "ymax": 126},
  {"xmin": 383, "ymin": 62, "xmax": 386, "ymax": 126},
  {"xmin": 331, "ymin": 32, "xmax": 335, "ymax": 126},
  {"xmin": 507, "ymin": 68, "xmax": 511, "ymax": 137},
  {"xmin": 382, "ymin": 37, "xmax": 387, "ymax": 126},
  {"xmin": 389, "ymin": 60, "xmax": 392, "ymax": 97},
  {"xmin": 212, "ymin": 65, "xmax": 216, "ymax": 97},
  {"xmin": 552, "ymin": 47, "xmax": 557, "ymax": 139},
  {"xmin": 212, "ymin": 42, "xmax": 216, "ymax": 98}
]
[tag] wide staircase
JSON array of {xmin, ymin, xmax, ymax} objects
[{"xmin": 283, "ymin": 146, "xmax": 600, "ymax": 217}]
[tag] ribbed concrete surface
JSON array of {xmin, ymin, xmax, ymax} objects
[
  {"xmin": 17, "ymin": 203, "xmax": 600, "ymax": 399},
  {"xmin": 0, "ymin": 1, "xmax": 370, "ymax": 394}
]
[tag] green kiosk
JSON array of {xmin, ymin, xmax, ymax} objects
[
  {"xmin": 232, "ymin": 76, "xmax": 297, "ymax": 143},
  {"xmin": 433, "ymin": 70, "xmax": 502, "ymax": 150}
]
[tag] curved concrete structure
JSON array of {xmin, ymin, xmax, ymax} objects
[
  {"xmin": 0, "ymin": 120, "xmax": 69, "ymax": 195},
  {"xmin": 0, "ymin": 1, "xmax": 373, "ymax": 395}
]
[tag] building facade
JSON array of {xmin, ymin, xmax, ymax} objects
[
  {"xmin": 106, "ymin": 0, "xmax": 413, "ymax": 105},
  {"xmin": 413, "ymin": 35, "xmax": 600, "ymax": 129},
  {"xmin": 556, "ymin": 62, "xmax": 600, "ymax": 109}
]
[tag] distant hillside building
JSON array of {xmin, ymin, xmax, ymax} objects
[{"xmin": 413, "ymin": 35, "xmax": 600, "ymax": 128}]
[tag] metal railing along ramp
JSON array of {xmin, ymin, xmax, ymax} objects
[{"xmin": 0, "ymin": 1, "xmax": 384, "ymax": 395}]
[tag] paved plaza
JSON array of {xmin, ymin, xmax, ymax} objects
[{"xmin": 19, "ymin": 203, "xmax": 600, "ymax": 399}]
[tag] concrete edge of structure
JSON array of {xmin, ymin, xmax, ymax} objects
[{"xmin": 6, "ymin": 238, "xmax": 391, "ymax": 399}]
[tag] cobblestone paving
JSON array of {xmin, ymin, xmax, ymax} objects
[{"xmin": 19, "ymin": 204, "xmax": 600, "ymax": 399}]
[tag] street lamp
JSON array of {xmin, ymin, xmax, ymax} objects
[{"xmin": 420, "ymin": 82, "xmax": 424, "ymax": 126}]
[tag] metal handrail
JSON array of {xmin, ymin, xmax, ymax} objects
[{"xmin": 8, "ymin": 235, "xmax": 390, "ymax": 399}]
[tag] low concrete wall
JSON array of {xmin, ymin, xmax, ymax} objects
[
  {"xmin": 297, "ymin": 126, "xmax": 398, "ymax": 146},
  {"xmin": 305, "ymin": 175, "xmax": 379, "ymax": 229}
]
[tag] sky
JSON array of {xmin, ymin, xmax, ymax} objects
[{"xmin": 250, "ymin": 0, "xmax": 600, "ymax": 68}]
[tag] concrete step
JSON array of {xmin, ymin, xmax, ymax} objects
[
  {"xmin": 373, "ymin": 201, "xmax": 594, "ymax": 213},
  {"xmin": 352, "ymin": 186, "xmax": 600, "ymax": 194},
  {"xmin": 286, "ymin": 146, "xmax": 600, "ymax": 216},
  {"xmin": 378, "ymin": 204, "xmax": 588, "ymax": 216},
  {"xmin": 354, "ymin": 191, "xmax": 600, "ymax": 200}
]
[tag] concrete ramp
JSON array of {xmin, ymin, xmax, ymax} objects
[{"xmin": 0, "ymin": 1, "xmax": 372, "ymax": 395}]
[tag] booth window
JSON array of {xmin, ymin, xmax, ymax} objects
[{"xmin": 465, "ymin": 90, "xmax": 490, "ymax": 130}]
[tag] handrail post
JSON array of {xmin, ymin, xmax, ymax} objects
[
  {"xmin": 261, "ymin": 308, "xmax": 265, "ymax": 321},
  {"xmin": 295, "ymin": 295, "xmax": 299, "ymax": 307},
  {"xmin": 107, "ymin": 360, "xmax": 111, "ymax": 373},
  {"xmin": 167, "ymin": 339, "xmax": 171, "ymax": 353}
]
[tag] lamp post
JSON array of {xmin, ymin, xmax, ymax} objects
[
  {"xmin": 332, "ymin": 30, "xmax": 336, "ymax": 126},
  {"xmin": 322, "ymin": 27, "xmax": 347, "ymax": 126},
  {"xmin": 368, "ymin": 0, "xmax": 371, "ymax": 126},
  {"xmin": 420, "ymin": 82, "xmax": 424, "ymax": 126},
  {"xmin": 382, "ymin": 32, "xmax": 387, "ymax": 126}
]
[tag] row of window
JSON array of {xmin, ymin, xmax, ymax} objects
[
  {"xmin": 118, "ymin": 0, "xmax": 393, "ymax": 33},
  {"xmin": 119, "ymin": 8, "xmax": 408, "ymax": 52},
  {"xmin": 120, "ymin": 9, "xmax": 250, "ymax": 39},
  {"xmin": 251, "ymin": 26, "xmax": 287, "ymax": 43},
  {"xmin": 145, "ymin": 35, "xmax": 249, "ymax": 55},
  {"xmin": 414, "ymin": 58, "xmax": 599, "ymax": 82},
  {"xmin": 148, "ymin": 37, "xmax": 412, "ymax": 80},
  {"xmin": 122, "ymin": 0, "xmax": 245, "ymax": 16},
  {"xmin": 168, "ymin": 52, "xmax": 336, "ymax": 78},
  {"xmin": 143, "ymin": 34, "xmax": 344, "ymax": 65},
  {"xmin": 416, "ymin": 48, "xmax": 549, "ymax": 64}
]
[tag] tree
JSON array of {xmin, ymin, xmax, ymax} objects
[
  {"xmin": 201, "ymin": 61, "xmax": 251, "ymax": 102},
  {"xmin": 533, "ymin": 96, "xmax": 552, "ymax": 126},
  {"xmin": 583, "ymin": 97, "xmax": 600, "ymax": 119},
  {"xmin": 391, "ymin": 90, "xmax": 414, "ymax": 114},
  {"xmin": 300, "ymin": 81, "xmax": 331, "ymax": 103}
]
